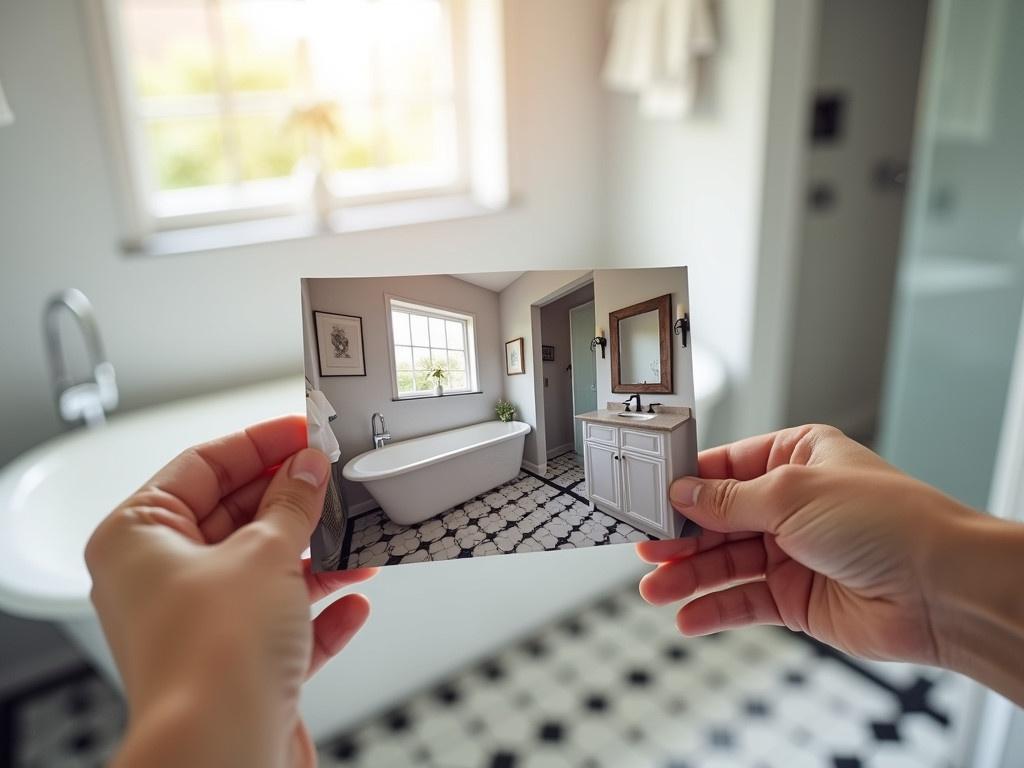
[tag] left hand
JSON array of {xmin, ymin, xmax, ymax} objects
[{"xmin": 86, "ymin": 415, "xmax": 376, "ymax": 768}]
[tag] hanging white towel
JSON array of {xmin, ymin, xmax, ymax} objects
[
  {"xmin": 306, "ymin": 389, "xmax": 341, "ymax": 463},
  {"xmin": 0, "ymin": 78, "xmax": 13, "ymax": 127},
  {"xmin": 602, "ymin": 0, "xmax": 717, "ymax": 120}
]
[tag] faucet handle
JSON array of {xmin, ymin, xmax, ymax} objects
[
  {"xmin": 621, "ymin": 399, "xmax": 632, "ymax": 412},
  {"xmin": 647, "ymin": 403, "xmax": 662, "ymax": 414}
]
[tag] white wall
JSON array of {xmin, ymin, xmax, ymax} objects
[
  {"xmin": 0, "ymin": 0, "xmax": 609, "ymax": 469},
  {"xmin": 540, "ymin": 283, "xmax": 594, "ymax": 455},
  {"xmin": 304, "ymin": 276, "xmax": 502, "ymax": 508},
  {"xmin": 593, "ymin": 267, "xmax": 695, "ymax": 413}
]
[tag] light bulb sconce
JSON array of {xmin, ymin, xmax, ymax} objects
[
  {"xmin": 590, "ymin": 335, "xmax": 607, "ymax": 359},
  {"xmin": 673, "ymin": 313, "xmax": 690, "ymax": 348}
]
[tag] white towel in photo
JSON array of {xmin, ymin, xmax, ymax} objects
[{"xmin": 306, "ymin": 389, "xmax": 341, "ymax": 463}]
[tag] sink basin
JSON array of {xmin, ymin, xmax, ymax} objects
[{"xmin": 616, "ymin": 412, "xmax": 655, "ymax": 420}]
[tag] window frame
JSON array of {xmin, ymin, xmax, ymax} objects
[
  {"xmin": 384, "ymin": 294, "xmax": 481, "ymax": 400},
  {"xmin": 86, "ymin": 0, "xmax": 475, "ymax": 242}
]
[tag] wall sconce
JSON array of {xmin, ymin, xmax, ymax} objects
[
  {"xmin": 673, "ymin": 304, "xmax": 690, "ymax": 348},
  {"xmin": 590, "ymin": 327, "xmax": 607, "ymax": 359}
]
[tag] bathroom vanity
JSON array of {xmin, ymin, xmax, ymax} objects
[{"xmin": 575, "ymin": 406, "xmax": 698, "ymax": 539}]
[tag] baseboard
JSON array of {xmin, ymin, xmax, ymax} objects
[
  {"xmin": 521, "ymin": 459, "xmax": 545, "ymax": 474},
  {"xmin": 546, "ymin": 443, "xmax": 575, "ymax": 459}
]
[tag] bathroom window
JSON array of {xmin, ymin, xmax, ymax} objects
[
  {"xmin": 386, "ymin": 297, "xmax": 479, "ymax": 399},
  {"xmin": 90, "ymin": 0, "xmax": 507, "ymax": 251}
]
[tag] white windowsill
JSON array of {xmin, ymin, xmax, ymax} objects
[{"xmin": 122, "ymin": 194, "xmax": 506, "ymax": 258}]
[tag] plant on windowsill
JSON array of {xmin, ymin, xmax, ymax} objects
[
  {"xmin": 429, "ymin": 366, "xmax": 447, "ymax": 396},
  {"xmin": 495, "ymin": 400, "xmax": 516, "ymax": 423},
  {"xmin": 285, "ymin": 100, "xmax": 342, "ymax": 231}
]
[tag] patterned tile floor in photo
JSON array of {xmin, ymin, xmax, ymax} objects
[
  {"xmin": 341, "ymin": 452, "xmax": 655, "ymax": 570},
  {"xmin": 3, "ymin": 582, "xmax": 964, "ymax": 768}
]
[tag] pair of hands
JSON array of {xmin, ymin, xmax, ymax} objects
[{"xmin": 86, "ymin": 418, "xmax": 1024, "ymax": 767}]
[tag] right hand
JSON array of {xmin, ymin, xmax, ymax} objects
[{"xmin": 636, "ymin": 424, "xmax": 981, "ymax": 668}]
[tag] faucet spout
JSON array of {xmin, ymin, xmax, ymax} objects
[
  {"xmin": 371, "ymin": 412, "xmax": 391, "ymax": 449},
  {"xmin": 44, "ymin": 289, "xmax": 119, "ymax": 428}
]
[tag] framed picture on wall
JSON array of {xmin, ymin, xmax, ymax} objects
[
  {"xmin": 505, "ymin": 337, "xmax": 525, "ymax": 375},
  {"xmin": 542, "ymin": 345, "xmax": 555, "ymax": 362},
  {"xmin": 314, "ymin": 311, "xmax": 366, "ymax": 377}
]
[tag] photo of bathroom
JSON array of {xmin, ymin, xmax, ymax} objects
[{"xmin": 303, "ymin": 268, "xmax": 701, "ymax": 572}]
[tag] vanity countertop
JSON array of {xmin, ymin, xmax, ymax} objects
[{"xmin": 575, "ymin": 405, "xmax": 692, "ymax": 432}]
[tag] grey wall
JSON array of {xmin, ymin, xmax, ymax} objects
[
  {"xmin": 304, "ymin": 276, "xmax": 502, "ymax": 508},
  {"xmin": 540, "ymin": 283, "xmax": 594, "ymax": 455},
  {"xmin": 594, "ymin": 268, "xmax": 695, "ymax": 412}
]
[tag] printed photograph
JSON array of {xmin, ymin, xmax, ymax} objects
[{"xmin": 302, "ymin": 268, "xmax": 700, "ymax": 572}]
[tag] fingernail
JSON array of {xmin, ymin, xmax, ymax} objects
[
  {"xmin": 289, "ymin": 449, "xmax": 329, "ymax": 487},
  {"xmin": 670, "ymin": 477, "xmax": 702, "ymax": 507}
]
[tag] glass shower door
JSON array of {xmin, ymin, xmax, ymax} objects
[{"xmin": 878, "ymin": 0, "xmax": 1024, "ymax": 509}]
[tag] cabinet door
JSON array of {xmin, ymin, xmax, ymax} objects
[
  {"xmin": 621, "ymin": 452, "xmax": 667, "ymax": 533},
  {"xmin": 584, "ymin": 441, "xmax": 621, "ymax": 512}
]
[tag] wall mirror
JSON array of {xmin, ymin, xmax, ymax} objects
[{"xmin": 609, "ymin": 293, "xmax": 673, "ymax": 394}]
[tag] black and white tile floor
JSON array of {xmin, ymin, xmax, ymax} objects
[
  {"xmin": 2, "ymin": 582, "xmax": 964, "ymax": 768},
  {"xmin": 341, "ymin": 453, "xmax": 654, "ymax": 570}
]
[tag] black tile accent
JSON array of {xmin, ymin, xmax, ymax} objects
[
  {"xmin": 434, "ymin": 683, "xmax": 460, "ymax": 706},
  {"xmin": 479, "ymin": 660, "xmax": 505, "ymax": 681},
  {"xmin": 832, "ymin": 757, "xmax": 863, "ymax": 768},
  {"xmin": 783, "ymin": 669, "xmax": 807, "ymax": 686},
  {"xmin": 664, "ymin": 643, "xmax": 690, "ymax": 662},
  {"xmin": 708, "ymin": 727, "xmax": 735, "ymax": 749},
  {"xmin": 521, "ymin": 638, "xmax": 548, "ymax": 658},
  {"xmin": 490, "ymin": 750, "xmax": 518, "ymax": 768},
  {"xmin": 870, "ymin": 721, "xmax": 901, "ymax": 742},
  {"xmin": 538, "ymin": 721, "xmax": 565, "ymax": 743},
  {"xmin": 584, "ymin": 693, "xmax": 609, "ymax": 713},
  {"xmin": 743, "ymin": 699, "xmax": 770, "ymax": 717},
  {"xmin": 331, "ymin": 737, "xmax": 359, "ymax": 761},
  {"xmin": 386, "ymin": 709, "xmax": 411, "ymax": 732},
  {"xmin": 626, "ymin": 668, "xmax": 652, "ymax": 686},
  {"xmin": 66, "ymin": 729, "xmax": 97, "ymax": 753}
]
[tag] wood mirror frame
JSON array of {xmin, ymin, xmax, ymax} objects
[{"xmin": 609, "ymin": 293, "xmax": 673, "ymax": 394}]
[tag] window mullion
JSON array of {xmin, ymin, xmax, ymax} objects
[{"xmin": 205, "ymin": 0, "xmax": 243, "ymax": 187}]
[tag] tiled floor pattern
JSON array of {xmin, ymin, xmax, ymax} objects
[
  {"xmin": 341, "ymin": 452, "xmax": 654, "ymax": 570},
  {"xmin": 2, "ymin": 583, "xmax": 963, "ymax": 768}
]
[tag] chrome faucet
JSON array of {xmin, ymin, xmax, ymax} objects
[
  {"xmin": 44, "ymin": 289, "xmax": 119, "ymax": 428},
  {"xmin": 371, "ymin": 412, "xmax": 391, "ymax": 449}
]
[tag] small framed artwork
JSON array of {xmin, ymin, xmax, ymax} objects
[
  {"xmin": 314, "ymin": 311, "xmax": 366, "ymax": 377},
  {"xmin": 505, "ymin": 337, "xmax": 525, "ymax": 375},
  {"xmin": 542, "ymin": 345, "xmax": 555, "ymax": 362}
]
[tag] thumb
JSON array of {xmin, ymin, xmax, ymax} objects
[
  {"xmin": 668, "ymin": 470, "xmax": 794, "ymax": 534},
  {"xmin": 253, "ymin": 449, "xmax": 331, "ymax": 553}
]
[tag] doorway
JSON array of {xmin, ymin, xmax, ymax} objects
[
  {"xmin": 569, "ymin": 301, "xmax": 597, "ymax": 456},
  {"xmin": 538, "ymin": 283, "xmax": 595, "ymax": 464}
]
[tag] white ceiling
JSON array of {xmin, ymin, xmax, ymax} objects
[{"xmin": 453, "ymin": 271, "xmax": 525, "ymax": 293}]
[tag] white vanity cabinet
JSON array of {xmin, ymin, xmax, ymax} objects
[{"xmin": 580, "ymin": 417, "xmax": 696, "ymax": 539}]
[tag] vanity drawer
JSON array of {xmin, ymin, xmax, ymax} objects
[
  {"xmin": 620, "ymin": 428, "xmax": 664, "ymax": 457},
  {"xmin": 584, "ymin": 422, "xmax": 618, "ymax": 447}
]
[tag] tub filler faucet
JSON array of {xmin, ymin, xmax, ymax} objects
[
  {"xmin": 44, "ymin": 289, "xmax": 119, "ymax": 428},
  {"xmin": 371, "ymin": 412, "xmax": 391, "ymax": 449}
]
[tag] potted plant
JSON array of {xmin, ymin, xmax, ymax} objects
[
  {"xmin": 285, "ymin": 100, "xmax": 342, "ymax": 230},
  {"xmin": 495, "ymin": 400, "xmax": 516, "ymax": 423},
  {"xmin": 429, "ymin": 366, "xmax": 447, "ymax": 396}
]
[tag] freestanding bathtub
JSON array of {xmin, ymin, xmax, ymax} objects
[{"xmin": 343, "ymin": 420, "xmax": 530, "ymax": 525}]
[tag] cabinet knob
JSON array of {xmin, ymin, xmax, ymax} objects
[{"xmin": 614, "ymin": 455, "xmax": 620, "ymax": 460}]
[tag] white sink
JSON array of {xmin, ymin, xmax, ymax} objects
[{"xmin": 616, "ymin": 412, "xmax": 655, "ymax": 420}]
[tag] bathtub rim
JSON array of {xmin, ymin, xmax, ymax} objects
[{"xmin": 342, "ymin": 420, "xmax": 530, "ymax": 483}]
